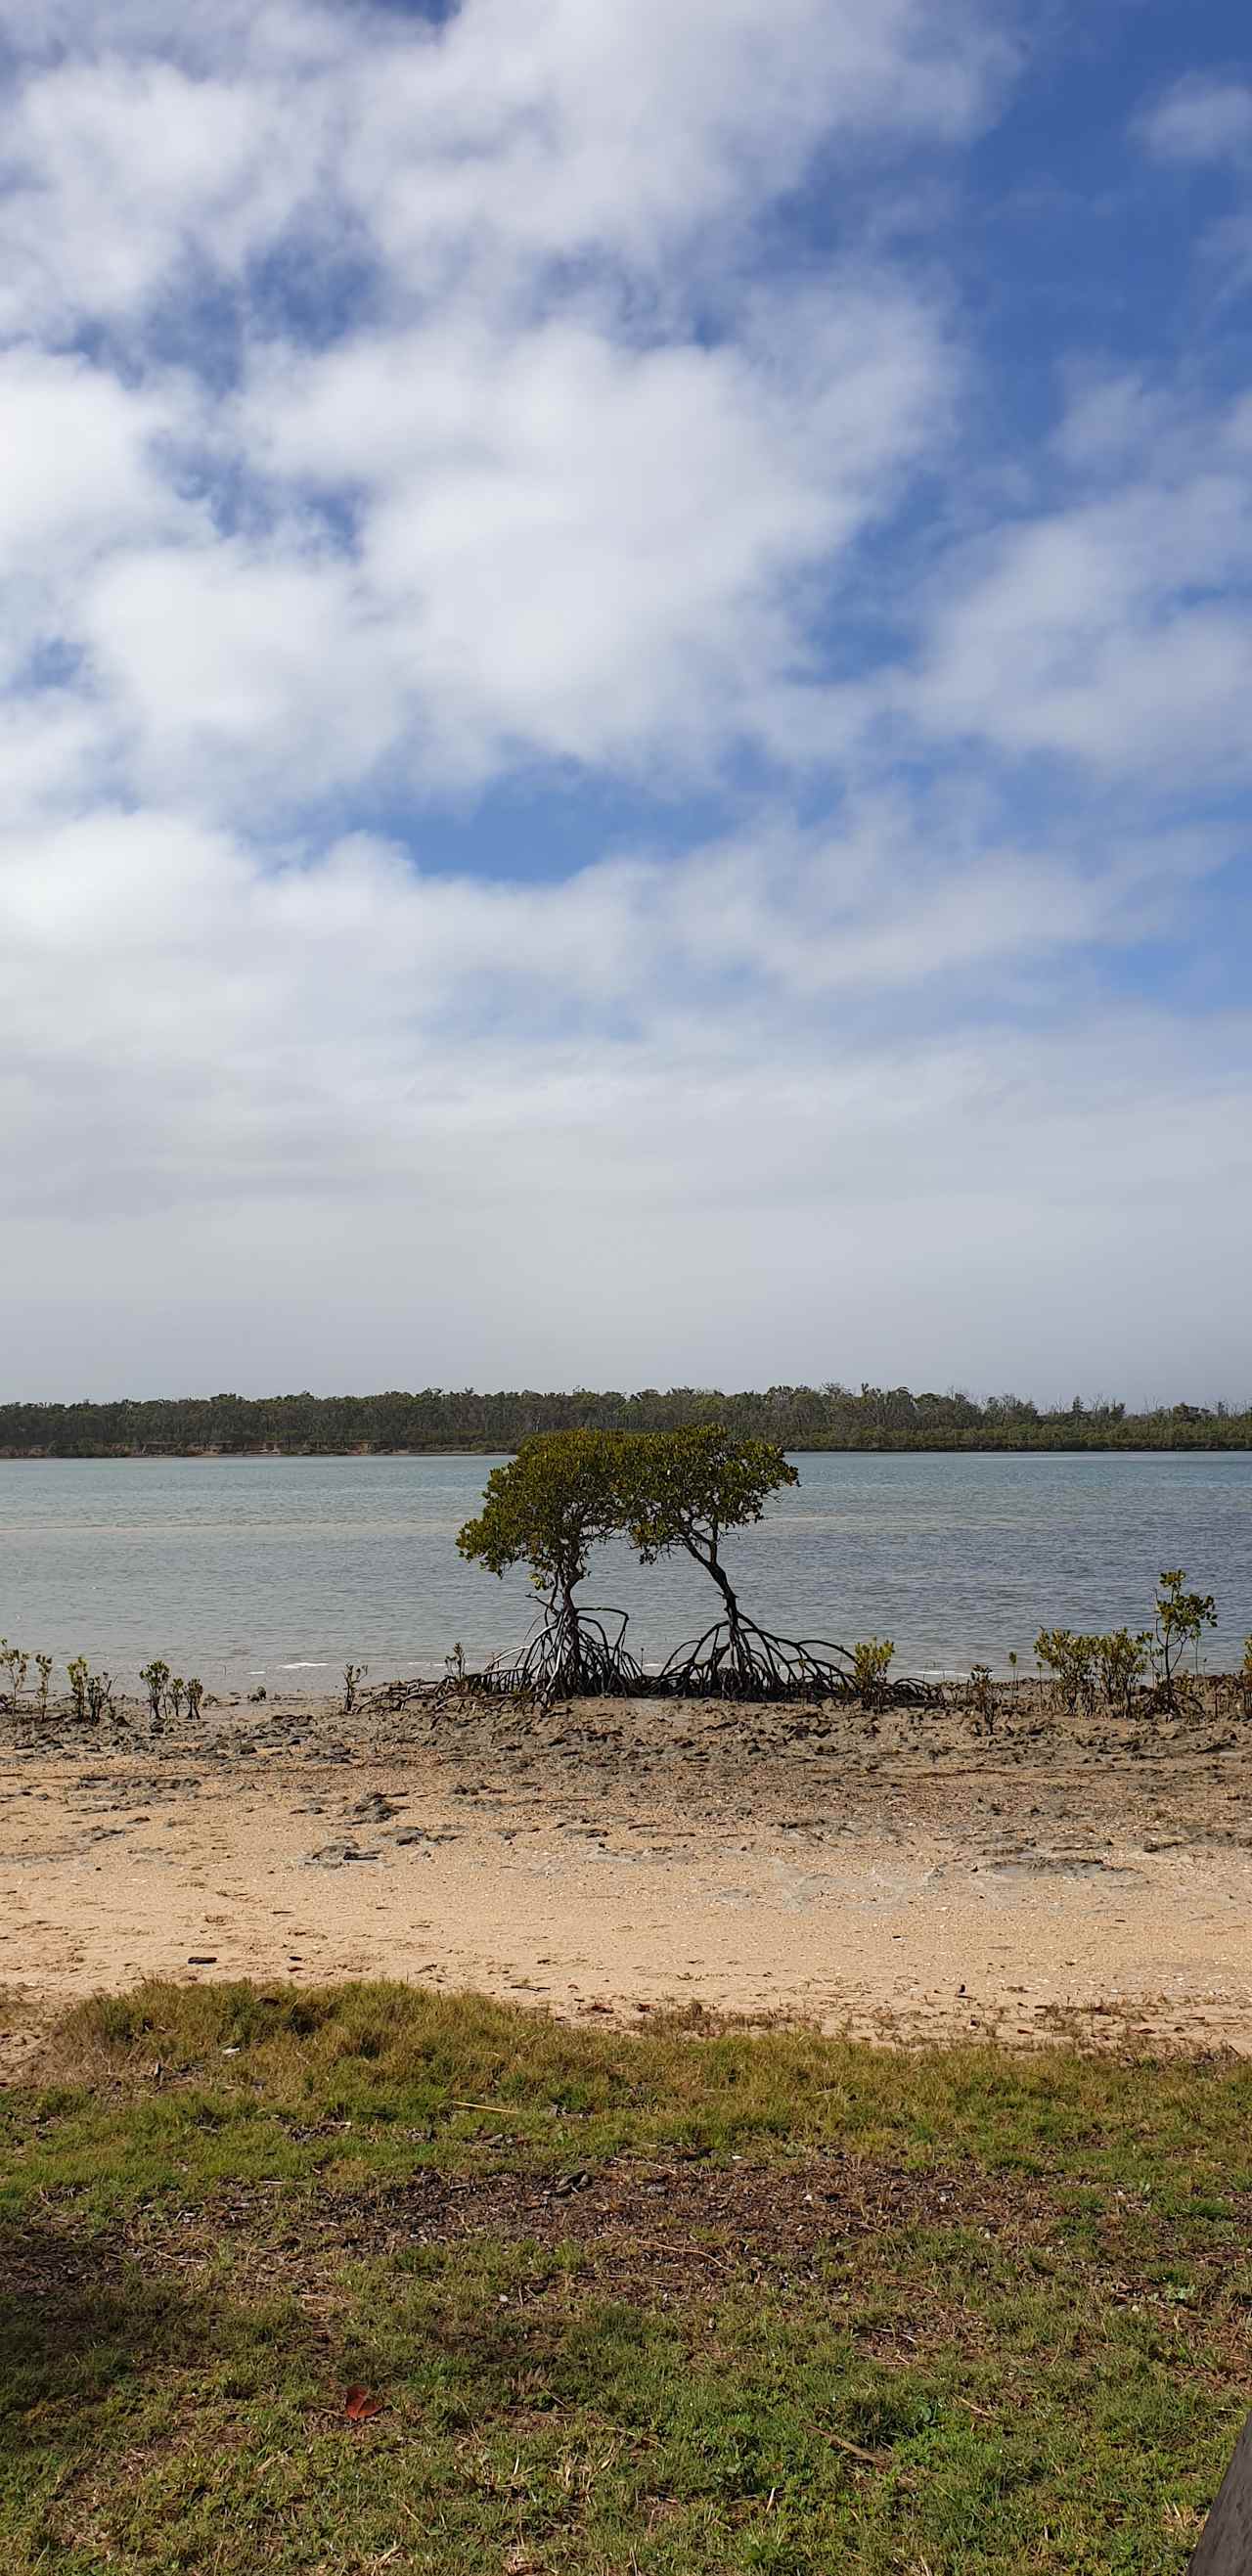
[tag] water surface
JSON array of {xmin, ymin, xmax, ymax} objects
[{"xmin": 1, "ymin": 1452, "xmax": 1249, "ymax": 1689}]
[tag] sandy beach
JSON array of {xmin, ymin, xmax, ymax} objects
[{"xmin": 3, "ymin": 1681, "xmax": 1250, "ymax": 2058}]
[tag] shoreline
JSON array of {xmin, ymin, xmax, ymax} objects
[
  {"xmin": 4, "ymin": 1682, "xmax": 1250, "ymax": 2058},
  {"xmin": 6, "ymin": 1443, "xmax": 1252, "ymax": 1460}
]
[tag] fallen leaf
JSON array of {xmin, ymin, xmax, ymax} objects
[{"xmin": 344, "ymin": 2386, "xmax": 385, "ymax": 2423}]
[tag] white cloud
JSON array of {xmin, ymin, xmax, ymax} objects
[
  {"xmin": 898, "ymin": 386, "xmax": 1252, "ymax": 780},
  {"xmin": 0, "ymin": 799, "xmax": 1230, "ymax": 1237},
  {"xmin": 198, "ymin": 285, "xmax": 946, "ymax": 791},
  {"xmin": 0, "ymin": 62, "xmax": 290, "ymax": 334},
  {"xmin": 0, "ymin": 0, "xmax": 983, "ymax": 810},
  {"xmin": 336, "ymin": 0, "xmax": 1008, "ymax": 291},
  {"xmin": 81, "ymin": 543, "xmax": 412, "ymax": 806},
  {"xmin": 4, "ymin": 957, "xmax": 1250, "ymax": 1395},
  {"xmin": 0, "ymin": 351, "xmax": 168, "ymax": 557},
  {"xmin": 0, "ymin": 0, "xmax": 971, "ymax": 800},
  {"xmin": 1137, "ymin": 76, "xmax": 1252, "ymax": 167},
  {"xmin": 0, "ymin": 0, "xmax": 1008, "ymax": 344},
  {"xmin": 3, "ymin": 784, "xmax": 1249, "ymax": 1393},
  {"xmin": 0, "ymin": 346, "xmax": 197, "ymax": 707},
  {"xmin": 0, "ymin": 696, "xmax": 113, "ymax": 820},
  {"xmin": 1, "ymin": 0, "xmax": 1250, "ymax": 1396}
]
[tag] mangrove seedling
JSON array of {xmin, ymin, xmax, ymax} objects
[
  {"xmin": 35, "ymin": 1651, "xmax": 53, "ymax": 1718},
  {"xmin": 0, "ymin": 1639, "xmax": 28, "ymax": 1711},
  {"xmin": 1147, "ymin": 1569, "xmax": 1217, "ymax": 1710},
  {"xmin": 1034, "ymin": 1628, "xmax": 1099, "ymax": 1717},
  {"xmin": 140, "ymin": 1659, "xmax": 170, "ymax": 1724},
  {"xmin": 851, "ymin": 1637, "xmax": 895, "ymax": 1712},
  {"xmin": 966, "ymin": 1663, "xmax": 997, "ymax": 1733},
  {"xmin": 342, "ymin": 1661, "xmax": 367, "ymax": 1715},
  {"xmin": 186, "ymin": 1678, "xmax": 203, "ymax": 1723},
  {"xmin": 84, "ymin": 1669, "xmax": 113, "ymax": 1724},
  {"xmin": 1096, "ymin": 1627, "xmax": 1147, "ymax": 1717},
  {"xmin": 67, "ymin": 1656, "xmax": 89, "ymax": 1724}
]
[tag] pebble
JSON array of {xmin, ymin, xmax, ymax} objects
[{"xmin": 300, "ymin": 1842, "xmax": 381, "ymax": 1868}]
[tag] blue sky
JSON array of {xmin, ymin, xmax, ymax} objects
[{"xmin": 1, "ymin": 0, "xmax": 1249, "ymax": 1398}]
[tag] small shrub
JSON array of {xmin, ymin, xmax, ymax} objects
[
  {"xmin": 84, "ymin": 1669, "xmax": 113, "ymax": 1724},
  {"xmin": 965, "ymin": 1663, "xmax": 997, "ymax": 1732},
  {"xmin": 850, "ymin": 1638, "xmax": 894, "ymax": 1711},
  {"xmin": 1146, "ymin": 1568, "xmax": 1216, "ymax": 1710},
  {"xmin": 67, "ymin": 1655, "xmax": 90, "ymax": 1724},
  {"xmin": 186, "ymin": 1678, "xmax": 203, "ymax": 1723},
  {"xmin": 35, "ymin": 1652, "xmax": 53, "ymax": 1718},
  {"xmin": 1095, "ymin": 1628, "xmax": 1147, "ymax": 1716},
  {"xmin": 166, "ymin": 1676, "xmax": 186, "ymax": 1721},
  {"xmin": 140, "ymin": 1659, "xmax": 170, "ymax": 1723},
  {"xmin": 342, "ymin": 1661, "xmax": 367, "ymax": 1715},
  {"xmin": 1035, "ymin": 1628, "xmax": 1099, "ymax": 1716},
  {"xmin": 0, "ymin": 1639, "xmax": 28, "ymax": 1711}
]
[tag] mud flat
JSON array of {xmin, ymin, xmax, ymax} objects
[{"xmin": 3, "ymin": 1683, "xmax": 1250, "ymax": 2057}]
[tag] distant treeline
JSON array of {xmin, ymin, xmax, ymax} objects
[{"xmin": 1, "ymin": 1385, "xmax": 1250, "ymax": 1458}]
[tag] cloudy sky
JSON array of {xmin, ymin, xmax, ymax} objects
[{"xmin": 2, "ymin": 0, "xmax": 1250, "ymax": 1401}]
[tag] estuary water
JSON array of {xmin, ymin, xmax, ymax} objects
[{"xmin": 1, "ymin": 1451, "xmax": 1250, "ymax": 1690}]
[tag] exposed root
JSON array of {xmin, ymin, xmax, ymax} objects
[
  {"xmin": 363, "ymin": 1673, "xmax": 464, "ymax": 1716},
  {"xmin": 362, "ymin": 1609, "xmax": 638, "ymax": 1715},
  {"xmin": 471, "ymin": 1604, "xmax": 645, "ymax": 1703},
  {"xmin": 366, "ymin": 1613, "xmax": 946, "ymax": 1712},
  {"xmin": 365, "ymin": 1628, "xmax": 942, "ymax": 1710},
  {"xmin": 652, "ymin": 1618, "xmax": 945, "ymax": 1706}
]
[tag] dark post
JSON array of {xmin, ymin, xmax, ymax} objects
[{"xmin": 1189, "ymin": 2414, "xmax": 1252, "ymax": 2573}]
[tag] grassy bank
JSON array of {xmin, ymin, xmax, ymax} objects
[{"xmin": 3, "ymin": 1982, "xmax": 1249, "ymax": 2571}]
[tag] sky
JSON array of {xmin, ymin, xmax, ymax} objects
[{"xmin": 1, "ymin": 0, "xmax": 1250, "ymax": 1403}]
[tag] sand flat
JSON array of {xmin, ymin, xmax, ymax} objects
[{"xmin": 3, "ymin": 1688, "xmax": 1251, "ymax": 2054}]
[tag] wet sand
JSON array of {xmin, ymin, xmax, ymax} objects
[{"xmin": 2, "ymin": 1685, "xmax": 1250, "ymax": 2057}]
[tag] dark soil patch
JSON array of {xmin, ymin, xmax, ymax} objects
[{"xmin": 35, "ymin": 2148, "xmax": 1251, "ymax": 2333}]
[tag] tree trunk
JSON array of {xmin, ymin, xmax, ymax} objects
[
  {"xmin": 558, "ymin": 1575, "xmax": 584, "ymax": 1689},
  {"xmin": 697, "ymin": 1544, "xmax": 749, "ymax": 1672}
]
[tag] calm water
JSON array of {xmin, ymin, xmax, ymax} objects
[{"xmin": 1, "ymin": 1452, "xmax": 1249, "ymax": 1690}]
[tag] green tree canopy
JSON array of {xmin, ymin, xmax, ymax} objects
[
  {"xmin": 457, "ymin": 1429, "xmax": 626, "ymax": 1604},
  {"xmin": 618, "ymin": 1424, "xmax": 797, "ymax": 1651}
]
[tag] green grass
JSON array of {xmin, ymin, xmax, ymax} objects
[{"xmin": 2, "ymin": 1981, "xmax": 1249, "ymax": 2572}]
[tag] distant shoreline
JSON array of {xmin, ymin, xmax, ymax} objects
[
  {"xmin": 5, "ymin": 1384, "xmax": 1251, "ymax": 1459},
  {"xmin": 4, "ymin": 1442, "xmax": 1252, "ymax": 1462}
]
